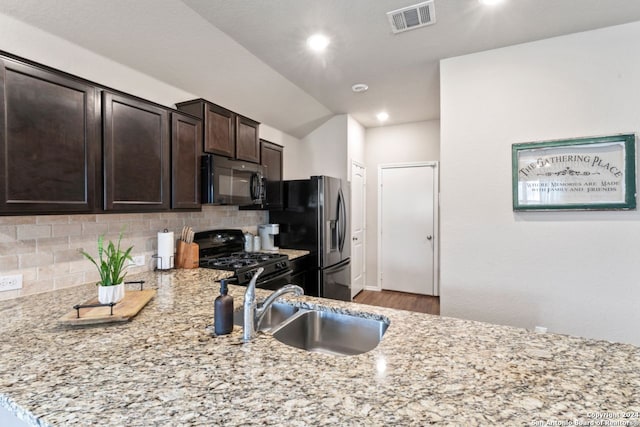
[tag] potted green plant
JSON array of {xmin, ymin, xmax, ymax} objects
[{"xmin": 80, "ymin": 233, "xmax": 134, "ymax": 304}]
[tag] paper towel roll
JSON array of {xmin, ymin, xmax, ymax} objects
[{"xmin": 157, "ymin": 230, "xmax": 174, "ymax": 270}]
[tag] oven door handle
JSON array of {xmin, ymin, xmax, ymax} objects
[{"xmin": 256, "ymin": 269, "xmax": 293, "ymax": 285}]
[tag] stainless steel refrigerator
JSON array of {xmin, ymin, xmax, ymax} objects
[{"xmin": 269, "ymin": 176, "xmax": 351, "ymax": 301}]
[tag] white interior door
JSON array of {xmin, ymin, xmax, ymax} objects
[
  {"xmin": 379, "ymin": 163, "xmax": 437, "ymax": 296},
  {"xmin": 351, "ymin": 161, "xmax": 366, "ymax": 298}
]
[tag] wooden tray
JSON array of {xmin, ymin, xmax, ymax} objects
[{"xmin": 58, "ymin": 289, "xmax": 156, "ymax": 326}]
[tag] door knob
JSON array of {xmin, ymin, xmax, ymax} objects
[{"xmin": 426, "ymin": 235, "xmax": 432, "ymax": 240}]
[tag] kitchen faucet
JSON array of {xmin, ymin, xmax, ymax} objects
[{"xmin": 243, "ymin": 267, "xmax": 304, "ymax": 342}]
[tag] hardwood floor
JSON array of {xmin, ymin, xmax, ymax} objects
[{"xmin": 353, "ymin": 289, "xmax": 439, "ymax": 315}]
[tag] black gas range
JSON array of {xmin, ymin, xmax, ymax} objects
[{"xmin": 194, "ymin": 229, "xmax": 291, "ymax": 289}]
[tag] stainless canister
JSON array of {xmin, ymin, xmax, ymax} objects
[{"xmin": 243, "ymin": 232, "xmax": 253, "ymax": 252}]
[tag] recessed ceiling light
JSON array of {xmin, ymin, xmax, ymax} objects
[
  {"xmin": 352, "ymin": 83, "xmax": 369, "ymax": 93},
  {"xmin": 479, "ymin": 0, "xmax": 504, "ymax": 5},
  {"xmin": 307, "ymin": 33, "xmax": 330, "ymax": 52},
  {"xmin": 376, "ymin": 112, "xmax": 389, "ymax": 122}
]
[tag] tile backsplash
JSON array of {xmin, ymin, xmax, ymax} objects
[{"xmin": 0, "ymin": 206, "xmax": 267, "ymax": 300}]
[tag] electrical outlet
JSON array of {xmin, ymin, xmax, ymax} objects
[
  {"xmin": 0, "ymin": 274, "xmax": 23, "ymax": 292},
  {"xmin": 132, "ymin": 255, "xmax": 145, "ymax": 266}
]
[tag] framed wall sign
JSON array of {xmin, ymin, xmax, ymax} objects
[{"xmin": 512, "ymin": 134, "xmax": 636, "ymax": 211}]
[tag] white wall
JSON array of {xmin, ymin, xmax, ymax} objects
[
  {"xmin": 348, "ymin": 116, "xmax": 366, "ymax": 172},
  {"xmin": 290, "ymin": 114, "xmax": 364, "ymax": 181},
  {"xmin": 0, "ymin": 12, "xmax": 301, "ymax": 150},
  {"xmin": 0, "ymin": 12, "xmax": 195, "ymax": 109},
  {"xmin": 298, "ymin": 115, "xmax": 349, "ymax": 181},
  {"xmin": 440, "ymin": 21, "xmax": 640, "ymax": 346},
  {"xmin": 364, "ymin": 121, "xmax": 440, "ymax": 289}
]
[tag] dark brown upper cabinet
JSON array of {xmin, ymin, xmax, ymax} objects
[
  {"xmin": 171, "ymin": 112, "xmax": 202, "ymax": 210},
  {"xmin": 103, "ymin": 91, "xmax": 170, "ymax": 212},
  {"xmin": 176, "ymin": 99, "xmax": 260, "ymax": 163},
  {"xmin": 204, "ymin": 103, "xmax": 234, "ymax": 157},
  {"xmin": 260, "ymin": 139, "xmax": 283, "ymax": 210},
  {"xmin": 0, "ymin": 56, "xmax": 100, "ymax": 214},
  {"xmin": 236, "ymin": 115, "xmax": 260, "ymax": 163}
]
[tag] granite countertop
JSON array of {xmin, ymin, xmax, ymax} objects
[
  {"xmin": 1, "ymin": 269, "xmax": 639, "ymax": 426},
  {"xmin": 263, "ymin": 248, "xmax": 310, "ymax": 260}
]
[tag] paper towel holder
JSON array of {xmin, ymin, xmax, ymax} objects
[
  {"xmin": 152, "ymin": 254, "xmax": 175, "ymax": 270},
  {"xmin": 155, "ymin": 228, "xmax": 175, "ymax": 271}
]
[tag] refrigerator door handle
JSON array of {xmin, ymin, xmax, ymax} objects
[
  {"xmin": 337, "ymin": 188, "xmax": 347, "ymax": 253},
  {"xmin": 324, "ymin": 258, "xmax": 350, "ymax": 273}
]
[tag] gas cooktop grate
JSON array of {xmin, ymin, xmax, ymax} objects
[{"xmin": 200, "ymin": 252, "xmax": 287, "ymax": 271}]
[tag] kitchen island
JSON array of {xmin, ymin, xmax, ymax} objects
[{"xmin": 0, "ymin": 269, "xmax": 638, "ymax": 426}]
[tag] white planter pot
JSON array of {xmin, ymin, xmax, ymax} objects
[{"xmin": 98, "ymin": 283, "xmax": 125, "ymax": 304}]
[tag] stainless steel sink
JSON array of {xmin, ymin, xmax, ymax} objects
[
  {"xmin": 233, "ymin": 302, "xmax": 299, "ymax": 332},
  {"xmin": 234, "ymin": 301, "xmax": 389, "ymax": 356},
  {"xmin": 272, "ymin": 310, "xmax": 389, "ymax": 356}
]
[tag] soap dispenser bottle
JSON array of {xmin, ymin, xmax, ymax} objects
[{"xmin": 214, "ymin": 279, "xmax": 234, "ymax": 335}]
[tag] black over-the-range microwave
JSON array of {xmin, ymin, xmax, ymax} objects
[{"xmin": 201, "ymin": 154, "xmax": 265, "ymax": 207}]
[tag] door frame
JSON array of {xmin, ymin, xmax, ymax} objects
[
  {"xmin": 350, "ymin": 160, "xmax": 366, "ymax": 297},
  {"xmin": 377, "ymin": 161, "xmax": 439, "ymax": 296}
]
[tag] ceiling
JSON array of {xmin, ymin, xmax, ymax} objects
[
  {"xmin": 3, "ymin": 0, "xmax": 640, "ymax": 136},
  {"xmin": 186, "ymin": 0, "xmax": 640, "ymax": 129}
]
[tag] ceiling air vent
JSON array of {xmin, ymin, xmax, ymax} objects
[{"xmin": 387, "ymin": 1, "xmax": 436, "ymax": 34}]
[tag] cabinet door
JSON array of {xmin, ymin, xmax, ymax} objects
[
  {"xmin": 204, "ymin": 103, "xmax": 234, "ymax": 157},
  {"xmin": 171, "ymin": 112, "xmax": 201, "ymax": 210},
  {"xmin": 236, "ymin": 115, "xmax": 260, "ymax": 163},
  {"xmin": 290, "ymin": 255, "xmax": 316, "ymax": 296},
  {"xmin": 103, "ymin": 92, "xmax": 170, "ymax": 211},
  {"xmin": 0, "ymin": 57, "xmax": 99, "ymax": 214},
  {"xmin": 260, "ymin": 139, "xmax": 283, "ymax": 209}
]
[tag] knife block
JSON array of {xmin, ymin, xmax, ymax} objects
[{"xmin": 176, "ymin": 241, "xmax": 199, "ymax": 269}]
